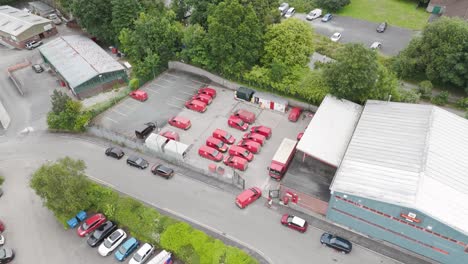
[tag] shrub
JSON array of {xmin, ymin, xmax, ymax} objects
[
  {"xmin": 0, "ymin": 175, "xmax": 4, "ymax": 186},
  {"xmin": 418, "ymin": 80, "xmax": 433, "ymax": 99},
  {"xmin": 456, "ymin": 97, "xmax": 468, "ymax": 109},
  {"xmin": 398, "ymin": 88, "xmax": 421, "ymax": 103},
  {"xmin": 129, "ymin": 78, "xmax": 140, "ymax": 90},
  {"xmin": 431, "ymin": 91, "xmax": 450, "ymax": 106}
]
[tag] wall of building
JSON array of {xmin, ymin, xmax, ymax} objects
[
  {"xmin": 327, "ymin": 192, "xmax": 468, "ymax": 264},
  {"xmin": 0, "ymin": 25, "xmax": 57, "ymax": 49},
  {"xmin": 279, "ymin": 185, "xmax": 329, "ymax": 215},
  {"xmin": 73, "ymin": 71, "xmax": 128, "ymax": 99}
]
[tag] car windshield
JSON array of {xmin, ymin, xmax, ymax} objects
[
  {"xmin": 224, "ymin": 133, "xmax": 232, "ymax": 139},
  {"xmin": 270, "ymin": 168, "xmax": 281, "ymax": 175},
  {"xmin": 216, "ymin": 141, "xmax": 224, "ymax": 148},
  {"xmin": 136, "ymin": 158, "xmax": 144, "ymax": 164},
  {"xmin": 238, "ymin": 120, "xmax": 244, "ymax": 126},
  {"xmin": 118, "ymin": 244, "xmax": 127, "ymax": 255},
  {"xmin": 103, "ymin": 238, "xmax": 114, "ymax": 248},
  {"xmin": 243, "ymin": 150, "xmax": 249, "ymax": 157},
  {"xmin": 212, "ymin": 150, "xmax": 220, "ymax": 156},
  {"xmin": 82, "ymin": 222, "xmax": 90, "ymax": 230},
  {"xmin": 330, "ymin": 238, "xmax": 348, "ymax": 248},
  {"xmin": 134, "ymin": 253, "xmax": 143, "ymax": 262},
  {"xmin": 0, "ymin": 249, "xmax": 5, "ymax": 258}
]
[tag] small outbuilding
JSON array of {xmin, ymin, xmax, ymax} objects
[
  {"xmin": 28, "ymin": 1, "xmax": 55, "ymax": 17},
  {"xmin": 252, "ymin": 91, "xmax": 288, "ymax": 113},
  {"xmin": 145, "ymin": 133, "xmax": 189, "ymax": 160}
]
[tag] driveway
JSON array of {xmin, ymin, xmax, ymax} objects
[{"xmin": 294, "ymin": 14, "xmax": 417, "ymax": 56}]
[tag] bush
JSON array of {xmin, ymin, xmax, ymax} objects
[
  {"xmin": 86, "ymin": 86, "xmax": 132, "ymax": 120},
  {"xmin": 418, "ymin": 80, "xmax": 433, "ymax": 99},
  {"xmin": 431, "ymin": 91, "xmax": 450, "ymax": 106},
  {"xmin": 398, "ymin": 88, "xmax": 421, "ymax": 103},
  {"xmin": 456, "ymin": 97, "xmax": 468, "ymax": 109},
  {"xmin": 0, "ymin": 175, "xmax": 4, "ymax": 186},
  {"xmin": 129, "ymin": 78, "xmax": 140, "ymax": 90},
  {"xmin": 287, "ymin": 0, "xmax": 317, "ymax": 13}
]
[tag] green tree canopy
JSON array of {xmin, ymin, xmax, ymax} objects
[
  {"xmin": 47, "ymin": 91, "xmax": 90, "ymax": 132},
  {"xmin": 30, "ymin": 157, "xmax": 91, "ymax": 222},
  {"xmin": 71, "ymin": 0, "xmax": 114, "ymax": 43},
  {"xmin": 316, "ymin": 0, "xmax": 350, "ymax": 12},
  {"xmin": 206, "ymin": 0, "xmax": 263, "ymax": 78},
  {"xmin": 393, "ymin": 17, "xmax": 468, "ymax": 91},
  {"xmin": 180, "ymin": 24, "xmax": 210, "ymax": 67},
  {"xmin": 111, "ymin": 0, "xmax": 142, "ymax": 41}
]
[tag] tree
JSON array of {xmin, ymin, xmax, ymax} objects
[
  {"xmin": 111, "ymin": 0, "xmax": 142, "ymax": 41},
  {"xmin": 71, "ymin": 0, "xmax": 115, "ymax": 43},
  {"xmin": 393, "ymin": 17, "xmax": 468, "ymax": 91},
  {"xmin": 47, "ymin": 91, "xmax": 90, "ymax": 132},
  {"xmin": 240, "ymin": 0, "xmax": 280, "ymax": 28},
  {"xmin": 206, "ymin": 0, "xmax": 263, "ymax": 78},
  {"xmin": 186, "ymin": 0, "xmax": 223, "ymax": 29},
  {"xmin": 180, "ymin": 24, "xmax": 210, "ymax": 67},
  {"xmin": 50, "ymin": 90, "xmax": 71, "ymax": 114},
  {"xmin": 316, "ymin": 0, "xmax": 350, "ymax": 12},
  {"xmin": 30, "ymin": 157, "xmax": 91, "ymax": 223},
  {"xmin": 171, "ymin": 0, "xmax": 191, "ymax": 22}
]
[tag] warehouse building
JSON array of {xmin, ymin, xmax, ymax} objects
[
  {"xmin": 28, "ymin": 1, "xmax": 54, "ymax": 17},
  {"xmin": 327, "ymin": 100, "xmax": 468, "ymax": 264},
  {"xmin": 0, "ymin": 5, "xmax": 57, "ymax": 49},
  {"xmin": 39, "ymin": 35, "xmax": 127, "ymax": 99}
]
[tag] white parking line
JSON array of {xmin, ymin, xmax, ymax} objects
[
  {"xmin": 172, "ymin": 97, "xmax": 186, "ymax": 102},
  {"xmin": 178, "ymin": 90, "xmax": 195, "ymax": 96},
  {"xmin": 146, "ymin": 87, "xmax": 160, "ymax": 94},
  {"xmin": 120, "ymin": 104, "xmax": 136, "ymax": 110},
  {"xmin": 104, "ymin": 117, "xmax": 119, "ymax": 123},
  {"xmin": 164, "ymin": 72, "xmax": 181, "ymax": 78},
  {"xmin": 192, "ymin": 79, "xmax": 206, "ymax": 85},
  {"xmin": 152, "ymin": 83, "xmax": 168, "ymax": 89},
  {"xmin": 166, "ymin": 102, "xmax": 184, "ymax": 109},
  {"xmin": 183, "ymin": 84, "xmax": 198, "ymax": 90},
  {"xmin": 111, "ymin": 109, "xmax": 128, "ymax": 117},
  {"xmin": 160, "ymin": 78, "xmax": 175, "ymax": 83}
]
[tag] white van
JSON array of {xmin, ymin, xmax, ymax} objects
[{"xmin": 147, "ymin": 250, "xmax": 172, "ymax": 264}]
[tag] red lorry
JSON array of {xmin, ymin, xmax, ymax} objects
[{"xmin": 268, "ymin": 138, "xmax": 297, "ymax": 180}]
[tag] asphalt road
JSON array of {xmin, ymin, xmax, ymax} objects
[
  {"xmin": 294, "ymin": 14, "xmax": 417, "ymax": 56},
  {"xmin": 0, "ymin": 133, "xmax": 401, "ymax": 264}
]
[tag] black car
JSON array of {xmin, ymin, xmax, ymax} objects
[
  {"xmin": 32, "ymin": 64, "xmax": 43, "ymax": 73},
  {"xmin": 105, "ymin": 147, "xmax": 125, "ymax": 159},
  {"xmin": 151, "ymin": 164, "xmax": 174, "ymax": 179},
  {"xmin": 87, "ymin": 221, "xmax": 117, "ymax": 247},
  {"xmin": 135, "ymin": 122, "xmax": 156, "ymax": 139},
  {"xmin": 376, "ymin": 22, "xmax": 387, "ymax": 33},
  {"xmin": 320, "ymin": 232, "xmax": 352, "ymax": 254},
  {"xmin": 0, "ymin": 248, "xmax": 14, "ymax": 264},
  {"xmin": 127, "ymin": 156, "xmax": 149, "ymax": 169}
]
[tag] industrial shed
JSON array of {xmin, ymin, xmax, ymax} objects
[
  {"xmin": 28, "ymin": 1, "xmax": 54, "ymax": 17},
  {"xmin": 0, "ymin": 5, "xmax": 57, "ymax": 49},
  {"xmin": 327, "ymin": 100, "xmax": 468, "ymax": 264},
  {"xmin": 39, "ymin": 35, "xmax": 127, "ymax": 99}
]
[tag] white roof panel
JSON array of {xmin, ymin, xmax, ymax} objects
[
  {"xmin": 0, "ymin": 5, "xmax": 51, "ymax": 36},
  {"xmin": 292, "ymin": 216, "xmax": 306, "ymax": 227},
  {"xmin": 273, "ymin": 138, "xmax": 297, "ymax": 164},
  {"xmin": 331, "ymin": 100, "xmax": 468, "ymax": 235},
  {"xmin": 296, "ymin": 95, "xmax": 363, "ymax": 167}
]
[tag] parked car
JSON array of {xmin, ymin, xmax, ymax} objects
[
  {"xmin": 206, "ymin": 136, "xmax": 228, "ymax": 152},
  {"xmin": 25, "ymin": 40, "xmax": 42, "ymax": 50},
  {"xmin": 330, "ymin": 32, "xmax": 342, "ymax": 42},
  {"xmin": 168, "ymin": 116, "xmax": 191, "ymax": 130},
  {"xmin": 159, "ymin": 130, "xmax": 180, "ymax": 141},
  {"xmin": 185, "ymin": 99, "xmax": 207, "ymax": 113},
  {"xmin": 223, "ymin": 155, "xmax": 248, "ymax": 171},
  {"xmin": 229, "ymin": 145, "xmax": 253, "ymax": 162},
  {"xmin": 192, "ymin": 93, "xmax": 212, "ymax": 104},
  {"xmin": 237, "ymin": 139, "xmax": 261, "ymax": 154},
  {"xmin": 0, "ymin": 248, "xmax": 14, "ymax": 263},
  {"xmin": 105, "ymin": 147, "xmax": 125, "ymax": 159},
  {"xmin": 213, "ymin": 129, "xmax": 235, "ymax": 144},
  {"xmin": 370, "ymin": 41, "xmax": 382, "ymax": 50},
  {"xmin": 135, "ymin": 122, "xmax": 156, "ymax": 139},
  {"xmin": 320, "ymin": 232, "xmax": 353, "ymax": 254},
  {"xmin": 0, "ymin": 235, "xmax": 4, "ymax": 246},
  {"xmin": 281, "ymin": 214, "xmax": 308, "ymax": 233},
  {"xmin": 115, "ymin": 237, "xmax": 139, "ymax": 261},
  {"xmin": 98, "ymin": 229, "xmax": 127, "ymax": 256},
  {"xmin": 376, "ymin": 22, "xmax": 387, "ymax": 33},
  {"xmin": 87, "ymin": 220, "xmax": 117, "ymax": 247},
  {"xmin": 242, "ymin": 132, "xmax": 266, "ymax": 146},
  {"xmin": 126, "ymin": 156, "xmax": 149, "ymax": 169},
  {"xmin": 321, "ymin": 13, "xmax": 332, "ymax": 22},
  {"xmin": 228, "ymin": 116, "xmax": 249, "ymax": 131},
  {"xmin": 288, "ymin": 107, "xmax": 302, "ymax": 122},
  {"xmin": 129, "ymin": 243, "xmax": 154, "ymax": 264},
  {"xmin": 250, "ymin": 125, "xmax": 271, "ymax": 139},
  {"xmin": 0, "ymin": 220, "xmax": 4, "ymax": 232},
  {"xmin": 198, "ymin": 87, "xmax": 216, "ymax": 98},
  {"xmin": 233, "ymin": 109, "xmax": 256, "ymax": 124},
  {"xmin": 284, "ymin": 7, "xmax": 296, "ymax": 18},
  {"xmin": 32, "ymin": 64, "xmax": 43, "ymax": 73},
  {"xmin": 77, "ymin": 213, "xmax": 107, "ymax": 237},
  {"xmin": 151, "ymin": 164, "xmax": 174, "ymax": 179},
  {"xmin": 235, "ymin": 187, "xmax": 262, "ymax": 208},
  {"xmin": 198, "ymin": 145, "xmax": 223, "ymax": 162},
  {"xmin": 129, "ymin": 90, "xmax": 148, "ymax": 102},
  {"xmin": 48, "ymin": 13, "xmax": 62, "ymax": 25},
  {"xmin": 306, "ymin": 8, "xmax": 322, "ymax": 20},
  {"xmin": 297, "ymin": 132, "xmax": 304, "ymax": 141},
  {"xmin": 278, "ymin": 2, "xmax": 289, "ymax": 16}
]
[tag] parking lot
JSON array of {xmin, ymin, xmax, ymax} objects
[{"xmin": 95, "ymin": 70, "xmax": 312, "ymax": 192}]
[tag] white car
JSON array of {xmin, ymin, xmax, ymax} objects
[
  {"xmin": 98, "ymin": 229, "xmax": 127, "ymax": 256},
  {"xmin": 129, "ymin": 243, "xmax": 154, "ymax": 264},
  {"xmin": 284, "ymin": 7, "xmax": 296, "ymax": 18},
  {"xmin": 370, "ymin": 41, "xmax": 382, "ymax": 50},
  {"xmin": 278, "ymin": 2, "xmax": 289, "ymax": 14},
  {"xmin": 306, "ymin": 8, "xmax": 322, "ymax": 20},
  {"xmin": 0, "ymin": 234, "xmax": 4, "ymax": 246},
  {"xmin": 330, "ymin": 32, "xmax": 342, "ymax": 42}
]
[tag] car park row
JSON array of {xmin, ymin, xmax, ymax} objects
[{"xmin": 0, "ymin": 219, "xmax": 14, "ymax": 263}]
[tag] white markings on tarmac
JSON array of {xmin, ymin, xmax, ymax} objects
[
  {"xmin": 191, "ymin": 79, "xmax": 206, "ymax": 85},
  {"xmin": 160, "ymin": 78, "xmax": 175, "ymax": 83},
  {"xmin": 104, "ymin": 117, "xmax": 118, "ymax": 123},
  {"xmin": 152, "ymin": 83, "xmax": 168, "ymax": 89},
  {"xmin": 146, "ymin": 87, "xmax": 160, "ymax": 94},
  {"xmin": 120, "ymin": 104, "xmax": 137, "ymax": 110},
  {"xmin": 111, "ymin": 109, "xmax": 128, "ymax": 117},
  {"xmin": 172, "ymin": 97, "xmax": 186, "ymax": 102},
  {"xmin": 179, "ymin": 90, "xmax": 195, "ymax": 96},
  {"xmin": 183, "ymin": 84, "xmax": 198, "ymax": 90},
  {"xmin": 164, "ymin": 73, "xmax": 181, "ymax": 79},
  {"xmin": 166, "ymin": 103, "xmax": 184, "ymax": 109}
]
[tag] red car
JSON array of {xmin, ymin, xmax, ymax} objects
[
  {"xmin": 185, "ymin": 99, "xmax": 207, "ymax": 113},
  {"xmin": 229, "ymin": 145, "xmax": 253, "ymax": 162},
  {"xmin": 250, "ymin": 125, "xmax": 271, "ymax": 139},
  {"xmin": 206, "ymin": 136, "xmax": 228, "ymax": 152},
  {"xmin": 213, "ymin": 129, "xmax": 235, "ymax": 145},
  {"xmin": 297, "ymin": 132, "xmax": 304, "ymax": 141},
  {"xmin": 237, "ymin": 139, "xmax": 261, "ymax": 154},
  {"xmin": 168, "ymin": 116, "xmax": 191, "ymax": 130},
  {"xmin": 289, "ymin": 107, "xmax": 302, "ymax": 122},
  {"xmin": 198, "ymin": 145, "xmax": 223, "ymax": 162},
  {"xmin": 242, "ymin": 132, "xmax": 266, "ymax": 146},
  {"xmin": 281, "ymin": 214, "xmax": 308, "ymax": 233},
  {"xmin": 160, "ymin": 130, "xmax": 180, "ymax": 141},
  {"xmin": 233, "ymin": 109, "xmax": 256, "ymax": 124},
  {"xmin": 235, "ymin": 187, "xmax": 262, "ymax": 208},
  {"xmin": 223, "ymin": 155, "xmax": 248, "ymax": 171},
  {"xmin": 228, "ymin": 116, "xmax": 249, "ymax": 131},
  {"xmin": 0, "ymin": 219, "xmax": 4, "ymax": 232},
  {"xmin": 129, "ymin": 90, "xmax": 148, "ymax": 101},
  {"xmin": 77, "ymin": 213, "xmax": 107, "ymax": 237},
  {"xmin": 198, "ymin": 87, "xmax": 217, "ymax": 98},
  {"xmin": 192, "ymin": 93, "xmax": 212, "ymax": 105}
]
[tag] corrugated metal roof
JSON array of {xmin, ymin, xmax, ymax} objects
[
  {"xmin": 39, "ymin": 35, "xmax": 125, "ymax": 89},
  {"xmin": 296, "ymin": 95, "xmax": 363, "ymax": 167},
  {"xmin": 331, "ymin": 100, "xmax": 468, "ymax": 235},
  {"xmin": 0, "ymin": 5, "xmax": 50, "ymax": 37}
]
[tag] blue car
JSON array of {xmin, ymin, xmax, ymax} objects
[
  {"xmin": 321, "ymin": 13, "xmax": 332, "ymax": 22},
  {"xmin": 115, "ymin": 237, "xmax": 139, "ymax": 261}
]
